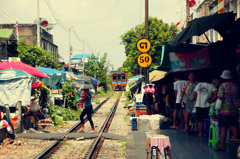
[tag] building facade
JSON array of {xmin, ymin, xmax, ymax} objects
[
  {"xmin": 191, "ymin": 0, "xmax": 240, "ymax": 44},
  {"xmin": 0, "ymin": 24, "xmax": 59, "ymax": 60}
]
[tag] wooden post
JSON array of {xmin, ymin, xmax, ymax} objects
[
  {"xmin": 4, "ymin": 104, "xmax": 11, "ymax": 124},
  {"xmin": 145, "ymin": 0, "xmax": 149, "ymax": 84},
  {"xmin": 16, "ymin": 101, "xmax": 22, "ymax": 133}
]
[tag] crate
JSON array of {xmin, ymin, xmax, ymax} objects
[
  {"xmin": 136, "ymin": 105, "xmax": 146, "ymax": 109},
  {"xmin": 136, "ymin": 102, "xmax": 146, "ymax": 109},
  {"xmin": 226, "ymin": 139, "xmax": 240, "ymax": 159},
  {"xmin": 136, "ymin": 108, "xmax": 147, "ymax": 117}
]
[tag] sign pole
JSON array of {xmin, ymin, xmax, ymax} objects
[
  {"xmin": 145, "ymin": 0, "xmax": 149, "ymax": 84},
  {"xmin": 139, "ymin": 27, "xmax": 142, "ymax": 75},
  {"xmin": 37, "ymin": 0, "xmax": 40, "ymax": 47}
]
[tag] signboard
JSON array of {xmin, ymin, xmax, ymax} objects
[
  {"xmin": 137, "ymin": 53, "xmax": 152, "ymax": 68},
  {"xmin": 137, "ymin": 39, "xmax": 151, "ymax": 53},
  {"xmin": 9, "ymin": 57, "xmax": 21, "ymax": 62},
  {"xmin": 169, "ymin": 47, "xmax": 210, "ymax": 72},
  {"xmin": 41, "ymin": 21, "xmax": 48, "ymax": 27}
]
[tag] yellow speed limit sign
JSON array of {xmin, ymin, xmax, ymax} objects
[
  {"xmin": 137, "ymin": 39, "xmax": 151, "ymax": 53},
  {"xmin": 137, "ymin": 53, "xmax": 152, "ymax": 68}
]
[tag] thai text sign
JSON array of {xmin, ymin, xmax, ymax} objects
[{"xmin": 169, "ymin": 47, "xmax": 210, "ymax": 72}]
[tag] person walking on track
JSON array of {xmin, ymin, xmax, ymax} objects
[{"xmin": 79, "ymin": 89, "xmax": 95, "ymax": 133}]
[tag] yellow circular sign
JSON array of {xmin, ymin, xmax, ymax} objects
[
  {"xmin": 137, "ymin": 39, "xmax": 151, "ymax": 53},
  {"xmin": 137, "ymin": 53, "xmax": 152, "ymax": 68}
]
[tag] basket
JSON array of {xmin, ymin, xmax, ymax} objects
[
  {"xmin": 226, "ymin": 139, "xmax": 240, "ymax": 159},
  {"xmin": 136, "ymin": 108, "xmax": 147, "ymax": 117}
]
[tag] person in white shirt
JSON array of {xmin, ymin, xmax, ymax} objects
[
  {"xmin": 193, "ymin": 79, "xmax": 217, "ymax": 136},
  {"xmin": 170, "ymin": 75, "xmax": 186, "ymax": 129}
]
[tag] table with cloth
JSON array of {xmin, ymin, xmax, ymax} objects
[{"xmin": 145, "ymin": 135, "xmax": 172, "ymax": 159}]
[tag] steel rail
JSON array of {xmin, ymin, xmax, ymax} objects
[
  {"xmin": 85, "ymin": 92, "xmax": 122, "ymax": 159},
  {"xmin": 34, "ymin": 95, "xmax": 112, "ymax": 159}
]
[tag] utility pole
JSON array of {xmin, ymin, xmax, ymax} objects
[
  {"xmin": 68, "ymin": 26, "xmax": 73, "ymax": 71},
  {"xmin": 145, "ymin": 0, "xmax": 149, "ymax": 84},
  {"xmin": 172, "ymin": 29, "xmax": 176, "ymax": 38},
  {"xmin": 95, "ymin": 52, "xmax": 99, "ymax": 78},
  {"xmin": 186, "ymin": 0, "xmax": 190, "ymax": 24},
  {"xmin": 139, "ymin": 27, "xmax": 142, "ymax": 75},
  {"xmin": 82, "ymin": 40, "xmax": 85, "ymax": 75},
  {"xmin": 37, "ymin": 0, "xmax": 40, "ymax": 47}
]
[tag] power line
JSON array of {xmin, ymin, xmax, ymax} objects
[
  {"xmin": 73, "ymin": 29, "xmax": 82, "ymax": 42},
  {"xmin": 45, "ymin": 0, "xmax": 68, "ymax": 32},
  {"xmin": 46, "ymin": 0, "xmax": 67, "ymax": 30},
  {"xmin": 0, "ymin": 7, "xmax": 15, "ymax": 22},
  {"xmin": 0, "ymin": 12, "xmax": 11, "ymax": 23},
  {"xmin": 0, "ymin": 4, "xmax": 23, "ymax": 22},
  {"xmin": 0, "ymin": 15, "xmax": 9, "ymax": 23}
]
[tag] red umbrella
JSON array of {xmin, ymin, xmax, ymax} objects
[{"xmin": 0, "ymin": 62, "xmax": 50, "ymax": 78}]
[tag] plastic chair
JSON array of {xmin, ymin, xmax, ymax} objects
[
  {"xmin": 203, "ymin": 119, "xmax": 210, "ymax": 137},
  {"xmin": 208, "ymin": 125, "xmax": 218, "ymax": 148}
]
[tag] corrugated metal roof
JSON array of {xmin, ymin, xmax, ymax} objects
[
  {"xmin": 0, "ymin": 29, "xmax": 16, "ymax": 39},
  {"xmin": 71, "ymin": 54, "xmax": 92, "ymax": 60}
]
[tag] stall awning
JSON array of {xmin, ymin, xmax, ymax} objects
[{"xmin": 149, "ymin": 70, "xmax": 167, "ymax": 82}]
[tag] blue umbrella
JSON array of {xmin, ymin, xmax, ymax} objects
[{"xmin": 91, "ymin": 77, "xmax": 99, "ymax": 83}]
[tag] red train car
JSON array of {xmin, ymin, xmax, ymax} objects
[{"xmin": 112, "ymin": 72, "xmax": 127, "ymax": 91}]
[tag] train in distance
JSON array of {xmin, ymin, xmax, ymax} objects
[{"xmin": 111, "ymin": 72, "xmax": 127, "ymax": 91}]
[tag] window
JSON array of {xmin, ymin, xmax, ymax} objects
[
  {"xmin": 113, "ymin": 74, "xmax": 117, "ymax": 80},
  {"xmin": 118, "ymin": 75, "xmax": 121, "ymax": 80},
  {"xmin": 122, "ymin": 75, "xmax": 126, "ymax": 80}
]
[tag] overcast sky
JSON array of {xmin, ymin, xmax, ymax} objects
[{"xmin": 1, "ymin": 0, "xmax": 203, "ymax": 70}]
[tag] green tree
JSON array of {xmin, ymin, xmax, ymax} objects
[
  {"xmin": 85, "ymin": 53, "xmax": 108, "ymax": 91},
  {"xmin": 16, "ymin": 38, "xmax": 62, "ymax": 70},
  {"xmin": 61, "ymin": 80, "xmax": 77, "ymax": 110},
  {"xmin": 121, "ymin": 17, "xmax": 178, "ymax": 74}
]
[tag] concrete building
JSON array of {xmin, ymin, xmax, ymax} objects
[
  {"xmin": 70, "ymin": 54, "xmax": 93, "ymax": 74},
  {"xmin": 0, "ymin": 29, "xmax": 17, "ymax": 60},
  {"xmin": 192, "ymin": 1, "xmax": 211, "ymax": 44},
  {"xmin": 0, "ymin": 24, "xmax": 59, "ymax": 60},
  {"xmin": 191, "ymin": 0, "xmax": 240, "ymax": 44}
]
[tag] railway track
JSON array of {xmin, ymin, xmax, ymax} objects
[
  {"xmin": 85, "ymin": 92, "xmax": 122, "ymax": 159},
  {"xmin": 34, "ymin": 95, "xmax": 112, "ymax": 159}
]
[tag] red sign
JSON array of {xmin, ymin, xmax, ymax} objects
[{"xmin": 41, "ymin": 21, "xmax": 48, "ymax": 27}]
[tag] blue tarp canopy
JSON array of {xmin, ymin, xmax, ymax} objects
[
  {"xmin": 35, "ymin": 67, "xmax": 62, "ymax": 75},
  {"xmin": 71, "ymin": 54, "xmax": 92, "ymax": 60},
  {"xmin": 128, "ymin": 75, "xmax": 143, "ymax": 81}
]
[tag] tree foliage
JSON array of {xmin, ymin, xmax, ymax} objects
[
  {"xmin": 121, "ymin": 17, "xmax": 178, "ymax": 73},
  {"xmin": 16, "ymin": 38, "xmax": 62, "ymax": 70},
  {"xmin": 61, "ymin": 79, "xmax": 77, "ymax": 110},
  {"xmin": 85, "ymin": 53, "xmax": 108, "ymax": 90}
]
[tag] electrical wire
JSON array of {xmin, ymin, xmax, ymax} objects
[
  {"xmin": 45, "ymin": 0, "xmax": 68, "ymax": 32},
  {"xmin": 0, "ymin": 7, "xmax": 15, "ymax": 22},
  {"xmin": 73, "ymin": 29, "xmax": 82, "ymax": 42},
  {"xmin": 47, "ymin": 0, "xmax": 67, "ymax": 30},
  {"xmin": 0, "ymin": 4, "xmax": 23, "ymax": 22},
  {"xmin": 0, "ymin": 15, "xmax": 9, "ymax": 23},
  {"xmin": 0, "ymin": 12, "xmax": 11, "ymax": 23}
]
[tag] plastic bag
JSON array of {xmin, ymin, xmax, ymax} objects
[
  {"xmin": 30, "ymin": 102, "xmax": 41, "ymax": 112},
  {"xmin": 215, "ymin": 99, "xmax": 223, "ymax": 111}
]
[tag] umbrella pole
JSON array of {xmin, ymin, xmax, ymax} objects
[{"xmin": 204, "ymin": 32, "xmax": 211, "ymax": 43}]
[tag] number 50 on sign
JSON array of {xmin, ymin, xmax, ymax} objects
[{"xmin": 137, "ymin": 53, "xmax": 152, "ymax": 68}]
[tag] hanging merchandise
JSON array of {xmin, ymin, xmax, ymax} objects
[
  {"xmin": 189, "ymin": 0, "xmax": 196, "ymax": 8},
  {"xmin": 142, "ymin": 84, "xmax": 147, "ymax": 94},
  {"xmin": 146, "ymin": 84, "xmax": 155, "ymax": 94}
]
